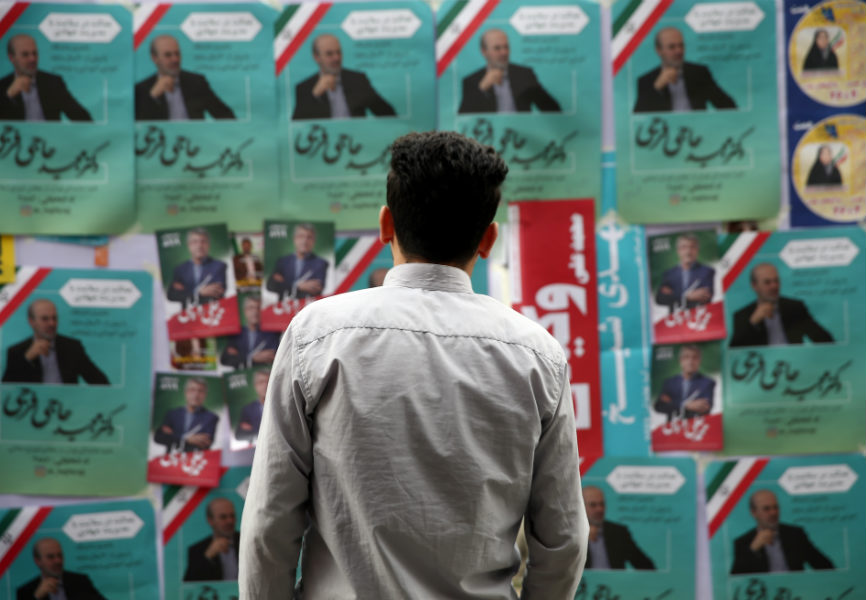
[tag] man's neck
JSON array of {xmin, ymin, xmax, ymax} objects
[
  {"xmin": 246, "ymin": 324, "xmax": 258, "ymax": 333},
  {"xmin": 192, "ymin": 256, "xmax": 206, "ymax": 265},
  {"xmin": 186, "ymin": 405, "xmax": 198, "ymax": 414},
  {"xmin": 682, "ymin": 372, "xmax": 695, "ymax": 380},
  {"xmin": 295, "ymin": 251, "xmax": 310, "ymax": 260},
  {"xmin": 680, "ymin": 261, "xmax": 695, "ymax": 270}
]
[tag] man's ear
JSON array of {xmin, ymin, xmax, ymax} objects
[
  {"xmin": 378, "ymin": 205, "xmax": 394, "ymax": 245},
  {"xmin": 477, "ymin": 222, "xmax": 498, "ymax": 259}
]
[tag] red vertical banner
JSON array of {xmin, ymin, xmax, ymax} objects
[{"xmin": 509, "ymin": 199, "xmax": 603, "ymax": 459}]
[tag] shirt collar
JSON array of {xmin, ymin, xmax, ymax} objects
[{"xmin": 384, "ymin": 263, "xmax": 473, "ymax": 294}]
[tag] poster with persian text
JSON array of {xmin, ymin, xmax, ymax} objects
[
  {"xmin": 0, "ymin": 3, "xmax": 134, "ymax": 234},
  {"xmin": 0, "ymin": 499, "xmax": 158, "ymax": 599},
  {"xmin": 509, "ymin": 199, "xmax": 602, "ymax": 458},
  {"xmin": 721, "ymin": 228, "xmax": 866, "ymax": 455},
  {"xmin": 437, "ymin": 0, "xmax": 602, "ymax": 213},
  {"xmin": 276, "ymin": 2, "xmax": 436, "ymax": 230},
  {"xmin": 0, "ymin": 268, "xmax": 152, "ymax": 496},
  {"xmin": 577, "ymin": 456, "xmax": 696, "ymax": 600},
  {"xmin": 613, "ymin": 0, "xmax": 780, "ymax": 223},
  {"xmin": 134, "ymin": 3, "xmax": 280, "ymax": 231},
  {"xmin": 707, "ymin": 454, "xmax": 865, "ymax": 600}
]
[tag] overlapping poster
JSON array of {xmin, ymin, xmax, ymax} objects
[
  {"xmin": 613, "ymin": 0, "xmax": 780, "ymax": 223},
  {"xmin": 648, "ymin": 229, "xmax": 726, "ymax": 343},
  {"xmin": 651, "ymin": 341, "xmax": 723, "ymax": 451},
  {"xmin": 157, "ymin": 223, "xmax": 241, "ymax": 341},
  {"xmin": 578, "ymin": 456, "xmax": 696, "ymax": 599},
  {"xmin": 147, "ymin": 373, "xmax": 225, "ymax": 487},
  {"xmin": 0, "ymin": 3, "xmax": 135, "ymax": 234},
  {"xmin": 170, "ymin": 337, "xmax": 219, "ymax": 372},
  {"xmin": 232, "ymin": 231, "xmax": 264, "ymax": 293},
  {"xmin": 134, "ymin": 3, "xmax": 280, "ymax": 231},
  {"xmin": 162, "ymin": 467, "xmax": 250, "ymax": 599},
  {"xmin": 720, "ymin": 228, "xmax": 866, "ymax": 455},
  {"xmin": 0, "ymin": 268, "xmax": 152, "ymax": 496},
  {"xmin": 223, "ymin": 367, "xmax": 270, "ymax": 451},
  {"xmin": 219, "ymin": 291, "xmax": 279, "ymax": 371},
  {"xmin": 509, "ymin": 199, "xmax": 602, "ymax": 458},
  {"xmin": 275, "ymin": 1, "xmax": 436, "ymax": 230},
  {"xmin": 437, "ymin": 0, "xmax": 602, "ymax": 211},
  {"xmin": 786, "ymin": 0, "xmax": 866, "ymax": 226},
  {"xmin": 0, "ymin": 499, "xmax": 159, "ymax": 599},
  {"xmin": 707, "ymin": 454, "xmax": 866, "ymax": 599}
]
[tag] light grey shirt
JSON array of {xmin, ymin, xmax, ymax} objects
[
  {"xmin": 493, "ymin": 71, "xmax": 517, "ymax": 113},
  {"xmin": 39, "ymin": 344, "xmax": 62, "ymax": 384},
  {"xmin": 240, "ymin": 263, "xmax": 587, "ymax": 599},
  {"xmin": 326, "ymin": 76, "xmax": 351, "ymax": 118},
  {"xmin": 588, "ymin": 531, "xmax": 611, "ymax": 570},
  {"xmin": 21, "ymin": 79, "xmax": 45, "ymax": 121},
  {"xmin": 765, "ymin": 534, "xmax": 789, "ymax": 572},
  {"xmin": 667, "ymin": 73, "xmax": 691, "ymax": 112},
  {"xmin": 764, "ymin": 307, "xmax": 788, "ymax": 345},
  {"xmin": 164, "ymin": 80, "xmax": 188, "ymax": 120}
]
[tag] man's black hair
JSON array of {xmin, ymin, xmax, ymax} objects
[{"xmin": 387, "ymin": 131, "xmax": 507, "ymax": 265}]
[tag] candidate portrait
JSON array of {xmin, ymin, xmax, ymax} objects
[
  {"xmin": 2, "ymin": 298, "xmax": 108, "ymax": 385},
  {"xmin": 655, "ymin": 233, "xmax": 715, "ymax": 312},
  {"xmin": 0, "ymin": 34, "xmax": 92, "ymax": 121},
  {"xmin": 654, "ymin": 344, "xmax": 714, "ymax": 421},
  {"xmin": 220, "ymin": 296, "xmax": 279, "ymax": 370},
  {"xmin": 265, "ymin": 223, "xmax": 329, "ymax": 300},
  {"xmin": 458, "ymin": 29, "xmax": 560, "ymax": 115},
  {"xmin": 153, "ymin": 377, "xmax": 219, "ymax": 453},
  {"xmin": 583, "ymin": 486, "xmax": 655, "ymax": 570},
  {"xmin": 730, "ymin": 263, "xmax": 833, "ymax": 347},
  {"xmin": 633, "ymin": 27, "xmax": 736, "ymax": 113},
  {"xmin": 135, "ymin": 34, "xmax": 235, "ymax": 121},
  {"xmin": 167, "ymin": 227, "xmax": 228, "ymax": 308},
  {"xmin": 235, "ymin": 368, "xmax": 270, "ymax": 441},
  {"xmin": 292, "ymin": 33, "xmax": 395, "ymax": 120},
  {"xmin": 184, "ymin": 497, "xmax": 240, "ymax": 581},
  {"xmin": 16, "ymin": 537, "xmax": 106, "ymax": 600},
  {"xmin": 802, "ymin": 29, "xmax": 839, "ymax": 72},
  {"xmin": 805, "ymin": 144, "xmax": 843, "ymax": 187}
]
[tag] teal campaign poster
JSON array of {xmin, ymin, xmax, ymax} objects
[
  {"xmin": 0, "ymin": 499, "xmax": 158, "ymax": 599},
  {"xmin": 0, "ymin": 268, "xmax": 152, "ymax": 496},
  {"xmin": 133, "ymin": 3, "xmax": 280, "ymax": 231},
  {"xmin": 162, "ymin": 466, "xmax": 250, "ymax": 600},
  {"xmin": 707, "ymin": 454, "xmax": 866, "ymax": 600},
  {"xmin": 276, "ymin": 2, "xmax": 436, "ymax": 230},
  {"xmin": 437, "ymin": 0, "xmax": 602, "ymax": 213},
  {"xmin": 578, "ymin": 456, "xmax": 696, "ymax": 600},
  {"xmin": 613, "ymin": 0, "xmax": 780, "ymax": 223},
  {"xmin": 720, "ymin": 228, "xmax": 866, "ymax": 455},
  {"xmin": 0, "ymin": 3, "xmax": 135, "ymax": 234}
]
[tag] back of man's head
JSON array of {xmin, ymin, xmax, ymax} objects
[{"xmin": 387, "ymin": 131, "xmax": 507, "ymax": 265}]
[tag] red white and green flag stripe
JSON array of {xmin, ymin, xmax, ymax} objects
[
  {"xmin": 274, "ymin": 3, "xmax": 332, "ymax": 76},
  {"xmin": 133, "ymin": 3, "xmax": 171, "ymax": 50},
  {"xmin": 0, "ymin": 266, "xmax": 51, "ymax": 327},
  {"xmin": 162, "ymin": 477, "xmax": 221, "ymax": 544},
  {"xmin": 332, "ymin": 235, "xmax": 384, "ymax": 294},
  {"xmin": 0, "ymin": 3, "xmax": 29, "ymax": 40},
  {"xmin": 435, "ymin": 0, "xmax": 499, "ymax": 77},
  {"xmin": 718, "ymin": 231, "xmax": 771, "ymax": 292},
  {"xmin": 0, "ymin": 506, "xmax": 53, "ymax": 576},
  {"xmin": 706, "ymin": 457, "xmax": 769, "ymax": 538},
  {"xmin": 611, "ymin": 0, "xmax": 674, "ymax": 75}
]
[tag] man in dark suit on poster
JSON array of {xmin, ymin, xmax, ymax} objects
[
  {"xmin": 292, "ymin": 33, "xmax": 395, "ymax": 120},
  {"xmin": 17, "ymin": 537, "xmax": 106, "ymax": 600},
  {"xmin": 167, "ymin": 227, "xmax": 228, "ymax": 307},
  {"xmin": 135, "ymin": 35, "xmax": 235, "ymax": 120},
  {"xmin": 633, "ymin": 27, "xmax": 736, "ymax": 113},
  {"xmin": 730, "ymin": 263, "xmax": 833, "ymax": 347},
  {"xmin": 582, "ymin": 486, "xmax": 655, "ymax": 570},
  {"xmin": 0, "ymin": 34, "xmax": 91, "ymax": 121},
  {"xmin": 654, "ymin": 344, "xmax": 715, "ymax": 421},
  {"xmin": 266, "ymin": 223, "xmax": 329, "ymax": 300},
  {"xmin": 220, "ymin": 296, "xmax": 279, "ymax": 370},
  {"xmin": 2, "ymin": 299, "xmax": 108, "ymax": 385},
  {"xmin": 731, "ymin": 489, "xmax": 834, "ymax": 574},
  {"xmin": 185, "ymin": 498, "xmax": 241, "ymax": 581},
  {"xmin": 154, "ymin": 377, "xmax": 219, "ymax": 453},
  {"xmin": 458, "ymin": 29, "xmax": 560, "ymax": 114},
  {"xmin": 655, "ymin": 233, "xmax": 715, "ymax": 311},
  {"xmin": 235, "ymin": 369, "xmax": 270, "ymax": 441}
]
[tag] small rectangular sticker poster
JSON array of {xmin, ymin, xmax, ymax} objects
[
  {"xmin": 613, "ymin": 0, "xmax": 780, "ymax": 223},
  {"xmin": 785, "ymin": 0, "xmax": 866, "ymax": 226},
  {"xmin": 707, "ymin": 454, "xmax": 866, "ymax": 600},
  {"xmin": 0, "ymin": 499, "xmax": 159, "ymax": 599},
  {"xmin": 578, "ymin": 456, "xmax": 696, "ymax": 600},
  {"xmin": 157, "ymin": 223, "xmax": 241, "ymax": 341},
  {"xmin": 147, "ymin": 373, "xmax": 225, "ymax": 487},
  {"xmin": 0, "ymin": 3, "xmax": 135, "ymax": 234},
  {"xmin": 223, "ymin": 367, "xmax": 270, "ymax": 451},
  {"xmin": 276, "ymin": 1, "xmax": 436, "ymax": 230},
  {"xmin": 0, "ymin": 268, "xmax": 153, "ymax": 496},
  {"xmin": 133, "ymin": 3, "xmax": 280, "ymax": 231},
  {"xmin": 162, "ymin": 466, "xmax": 250, "ymax": 599},
  {"xmin": 232, "ymin": 231, "xmax": 265, "ymax": 293},
  {"xmin": 720, "ymin": 228, "xmax": 866, "ymax": 455},
  {"xmin": 651, "ymin": 341, "xmax": 723, "ymax": 451},
  {"xmin": 437, "ymin": 0, "xmax": 602, "ymax": 210},
  {"xmin": 219, "ymin": 291, "xmax": 280, "ymax": 371},
  {"xmin": 648, "ymin": 229, "xmax": 726, "ymax": 343},
  {"xmin": 170, "ymin": 337, "xmax": 219, "ymax": 372}
]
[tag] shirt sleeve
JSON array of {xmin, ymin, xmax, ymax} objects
[
  {"xmin": 521, "ymin": 364, "xmax": 588, "ymax": 600},
  {"xmin": 239, "ymin": 324, "xmax": 312, "ymax": 598}
]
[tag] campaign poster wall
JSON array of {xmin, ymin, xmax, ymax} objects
[
  {"xmin": 147, "ymin": 372, "xmax": 225, "ymax": 487},
  {"xmin": 156, "ymin": 223, "xmax": 241, "ymax": 341},
  {"xmin": 720, "ymin": 228, "xmax": 866, "ymax": 455},
  {"xmin": 0, "ymin": 3, "xmax": 135, "ymax": 234},
  {"xmin": 0, "ymin": 268, "xmax": 152, "ymax": 496},
  {"xmin": 0, "ymin": 499, "xmax": 159, "ymax": 600},
  {"xmin": 437, "ymin": 0, "xmax": 602, "ymax": 213},
  {"xmin": 613, "ymin": 0, "xmax": 780, "ymax": 223},
  {"xmin": 707, "ymin": 454, "xmax": 866, "ymax": 600},
  {"xmin": 786, "ymin": 0, "xmax": 866, "ymax": 226},
  {"xmin": 223, "ymin": 367, "xmax": 270, "ymax": 452},
  {"xmin": 133, "ymin": 3, "xmax": 281, "ymax": 231},
  {"xmin": 276, "ymin": 1, "xmax": 436, "ymax": 230},
  {"xmin": 162, "ymin": 467, "xmax": 250, "ymax": 600},
  {"xmin": 509, "ymin": 199, "xmax": 603, "ymax": 458},
  {"xmin": 577, "ymin": 456, "xmax": 696, "ymax": 600}
]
